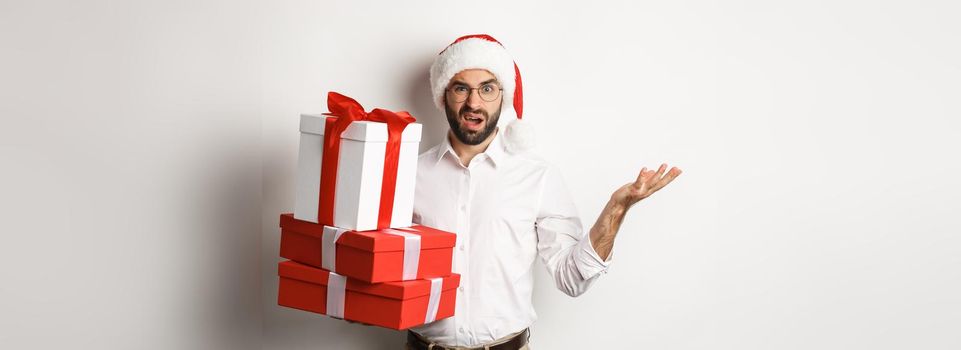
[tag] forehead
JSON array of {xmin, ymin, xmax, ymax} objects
[{"xmin": 450, "ymin": 69, "xmax": 498, "ymax": 85}]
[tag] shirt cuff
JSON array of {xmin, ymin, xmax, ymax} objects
[{"xmin": 573, "ymin": 235, "xmax": 614, "ymax": 280}]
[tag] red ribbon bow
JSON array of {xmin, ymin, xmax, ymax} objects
[{"xmin": 318, "ymin": 92, "xmax": 416, "ymax": 229}]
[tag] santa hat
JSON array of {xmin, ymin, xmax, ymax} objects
[{"xmin": 429, "ymin": 34, "xmax": 534, "ymax": 153}]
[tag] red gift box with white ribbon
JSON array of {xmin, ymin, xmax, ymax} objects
[
  {"xmin": 277, "ymin": 260, "xmax": 460, "ymax": 330},
  {"xmin": 279, "ymin": 213, "xmax": 456, "ymax": 283}
]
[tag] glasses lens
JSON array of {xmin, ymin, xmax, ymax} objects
[
  {"xmin": 480, "ymin": 84, "xmax": 499, "ymax": 102},
  {"xmin": 450, "ymin": 86, "xmax": 470, "ymax": 102},
  {"xmin": 449, "ymin": 87, "xmax": 468, "ymax": 102}
]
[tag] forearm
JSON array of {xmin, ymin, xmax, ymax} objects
[{"xmin": 589, "ymin": 197, "xmax": 630, "ymax": 260}]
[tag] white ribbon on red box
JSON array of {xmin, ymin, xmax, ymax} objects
[
  {"xmin": 424, "ymin": 277, "xmax": 443, "ymax": 323},
  {"xmin": 321, "ymin": 226, "xmax": 350, "ymax": 271},
  {"xmin": 326, "ymin": 271, "xmax": 347, "ymax": 319},
  {"xmin": 383, "ymin": 228, "xmax": 422, "ymax": 280},
  {"xmin": 324, "ymin": 272, "xmax": 444, "ymax": 325},
  {"xmin": 321, "ymin": 225, "xmax": 422, "ymax": 281}
]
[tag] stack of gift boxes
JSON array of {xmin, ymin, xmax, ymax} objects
[{"xmin": 277, "ymin": 92, "xmax": 460, "ymax": 330}]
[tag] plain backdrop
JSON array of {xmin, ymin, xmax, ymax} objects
[{"xmin": 2, "ymin": 1, "xmax": 959, "ymax": 349}]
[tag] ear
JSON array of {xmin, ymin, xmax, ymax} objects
[{"xmin": 441, "ymin": 90, "xmax": 452, "ymax": 110}]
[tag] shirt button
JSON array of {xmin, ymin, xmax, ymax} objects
[
  {"xmin": 459, "ymin": 245, "xmax": 465, "ymax": 251},
  {"xmin": 458, "ymin": 285, "xmax": 465, "ymax": 292},
  {"xmin": 459, "ymin": 326, "xmax": 466, "ymax": 333}
]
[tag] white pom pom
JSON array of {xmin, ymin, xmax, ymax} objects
[{"xmin": 502, "ymin": 118, "xmax": 535, "ymax": 153}]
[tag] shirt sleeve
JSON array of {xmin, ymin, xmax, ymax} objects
[{"xmin": 534, "ymin": 165, "xmax": 614, "ymax": 297}]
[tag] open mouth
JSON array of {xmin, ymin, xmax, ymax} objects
[{"xmin": 461, "ymin": 113, "xmax": 485, "ymax": 130}]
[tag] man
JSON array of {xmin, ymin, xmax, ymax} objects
[{"xmin": 406, "ymin": 34, "xmax": 682, "ymax": 350}]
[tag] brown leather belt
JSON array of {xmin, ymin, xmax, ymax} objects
[{"xmin": 406, "ymin": 329, "xmax": 529, "ymax": 350}]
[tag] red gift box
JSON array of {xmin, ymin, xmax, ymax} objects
[
  {"xmin": 279, "ymin": 213, "xmax": 456, "ymax": 283},
  {"xmin": 277, "ymin": 260, "xmax": 460, "ymax": 330}
]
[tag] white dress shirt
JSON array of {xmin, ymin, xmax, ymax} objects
[{"xmin": 410, "ymin": 130, "xmax": 614, "ymax": 347}]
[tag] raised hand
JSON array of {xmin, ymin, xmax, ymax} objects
[{"xmin": 611, "ymin": 163, "xmax": 682, "ymax": 209}]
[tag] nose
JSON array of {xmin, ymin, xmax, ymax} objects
[{"xmin": 465, "ymin": 88, "xmax": 484, "ymax": 110}]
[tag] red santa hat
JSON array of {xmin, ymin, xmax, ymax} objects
[{"xmin": 429, "ymin": 34, "xmax": 533, "ymax": 153}]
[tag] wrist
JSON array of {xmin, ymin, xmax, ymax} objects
[{"xmin": 608, "ymin": 196, "xmax": 632, "ymax": 213}]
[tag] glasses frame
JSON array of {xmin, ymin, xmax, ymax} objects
[{"xmin": 445, "ymin": 83, "xmax": 503, "ymax": 103}]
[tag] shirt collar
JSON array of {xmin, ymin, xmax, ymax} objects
[{"xmin": 434, "ymin": 129, "xmax": 505, "ymax": 168}]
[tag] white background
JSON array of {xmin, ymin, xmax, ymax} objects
[{"xmin": 2, "ymin": 1, "xmax": 959, "ymax": 349}]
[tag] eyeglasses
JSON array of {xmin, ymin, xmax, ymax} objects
[{"xmin": 446, "ymin": 83, "xmax": 503, "ymax": 103}]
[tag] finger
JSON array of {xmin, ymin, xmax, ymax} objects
[
  {"xmin": 654, "ymin": 163, "xmax": 667, "ymax": 181},
  {"xmin": 639, "ymin": 169, "xmax": 656, "ymax": 188},
  {"xmin": 635, "ymin": 167, "xmax": 648, "ymax": 185},
  {"xmin": 636, "ymin": 174, "xmax": 650, "ymax": 193},
  {"xmin": 651, "ymin": 167, "xmax": 682, "ymax": 193}
]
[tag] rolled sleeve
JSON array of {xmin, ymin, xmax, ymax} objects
[
  {"xmin": 535, "ymin": 165, "xmax": 613, "ymax": 297},
  {"xmin": 572, "ymin": 234, "xmax": 613, "ymax": 280}
]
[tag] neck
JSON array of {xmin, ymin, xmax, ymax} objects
[{"xmin": 449, "ymin": 128, "xmax": 497, "ymax": 167}]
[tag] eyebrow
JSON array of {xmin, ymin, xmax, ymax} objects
[{"xmin": 450, "ymin": 79, "xmax": 499, "ymax": 87}]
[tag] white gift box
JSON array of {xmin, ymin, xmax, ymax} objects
[{"xmin": 294, "ymin": 113, "xmax": 421, "ymax": 231}]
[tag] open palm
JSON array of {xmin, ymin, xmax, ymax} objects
[{"xmin": 613, "ymin": 163, "xmax": 682, "ymax": 208}]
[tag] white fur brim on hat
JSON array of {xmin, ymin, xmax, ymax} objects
[{"xmin": 429, "ymin": 37, "xmax": 517, "ymax": 123}]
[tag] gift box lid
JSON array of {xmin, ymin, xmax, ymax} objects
[
  {"xmin": 278, "ymin": 260, "xmax": 460, "ymax": 300},
  {"xmin": 300, "ymin": 114, "xmax": 422, "ymax": 142},
  {"xmin": 279, "ymin": 213, "xmax": 456, "ymax": 251}
]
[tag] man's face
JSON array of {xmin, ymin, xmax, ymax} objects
[{"xmin": 444, "ymin": 69, "xmax": 502, "ymax": 146}]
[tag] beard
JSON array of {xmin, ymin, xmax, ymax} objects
[{"xmin": 445, "ymin": 102, "xmax": 501, "ymax": 146}]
